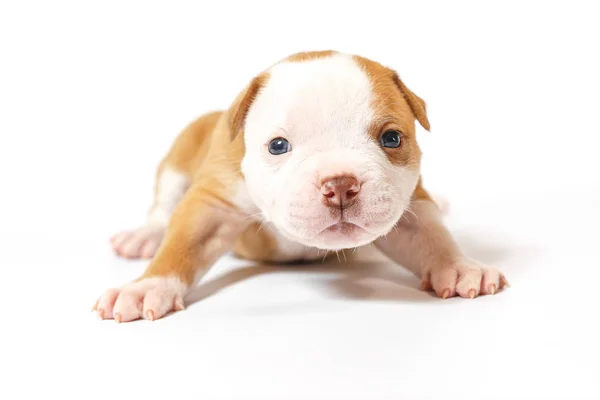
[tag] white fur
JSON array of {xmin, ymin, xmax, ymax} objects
[
  {"xmin": 241, "ymin": 53, "xmax": 420, "ymax": 250},
  {"xmin": 263, "ymin": 222, "xmax": 325, "ymax": 262},
  {"xmin": 232, "ymin": 180, "xmax": 261, "ymax": 216},
  {"xmin": 146, "ymin": 166, "xmax": 189, "ymax": 226}
]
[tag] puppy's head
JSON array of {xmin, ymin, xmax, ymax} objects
[{"xmin": 232, "ymin": 51, "xmax": 430, "ymax": 250}]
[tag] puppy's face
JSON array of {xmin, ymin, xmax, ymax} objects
[{"xmin": 240, "ymin": 52, "xmax": 430, "ymax": 250}]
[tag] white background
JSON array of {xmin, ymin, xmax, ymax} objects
[{"xmin": 1, "ymin": 1, "xmax": 599, "ymax": 399}]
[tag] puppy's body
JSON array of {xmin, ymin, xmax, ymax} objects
[{"xmin": 97, "ymin": 51, "xmax": 508, "ymax": 323}]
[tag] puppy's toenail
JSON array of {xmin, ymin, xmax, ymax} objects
[
  {"xmin": 114, "ymin": 313, "xmax": 122, "ymax": 323},
  {"xmin": 468, "ymin": 289, "xmax": 476, "ymax": 299},
  {"xmin": 174, "ymin": 297, "xmax": 185, "ymax": 311},
  {"xmin": 488, "ymin": 284, "xmax": 497, "ymax": 295},
  {"xmin": 146, "ymin": 310, "xmax": 155, "ymax": 321},
  {"xmin": 441, "ymin": 289, "xmax": 450, "ymax": 299}
]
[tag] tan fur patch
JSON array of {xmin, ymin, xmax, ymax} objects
[
  {"xmin": 411, "ymin": 177, "xmax": 433, "ymax": 202},
  {"xmin": 233, "ymin": 222, "xmax": 279, "ymax": 262},
  {"xmin": 155, "ymin": 111, "xmax": 222, "ymax": 178},
  {"xmin": 353, "ymin": 55, "xmax": 429, "ymax": 168},
  {"xmin": 228, "ymin": 73, "xmax": 270, "ymax": 140},
  {"xmin": 286, "ymin": 50, "xmax": 337, "ymax": 62}
]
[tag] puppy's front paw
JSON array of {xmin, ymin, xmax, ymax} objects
[
  {"xmin": 93, "ymin": 277, "xmax": 187, "ymax": 323},
  {"xmin": 421, "ymin": 258, "xmax": 509, "ymax": 299},
  {"xmin": 110, "ymin": 225, "xmax": 165, "ymax": 259}
]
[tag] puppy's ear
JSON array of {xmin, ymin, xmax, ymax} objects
[
  {"xmin": 227, "ymin": 74, "xmax": 268, "ymax": 140},
  {"xmin": 391, "ymin": 72, "xmax": 431, "ymax": 131}
]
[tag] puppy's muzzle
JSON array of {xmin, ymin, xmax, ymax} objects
[{"xmin": 320, "ymin": 175, "xmax": 360, "ymax": 208}]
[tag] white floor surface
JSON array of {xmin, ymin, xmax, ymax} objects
[{"xmin": 3, "ymin": 184, "xmax": 599, "ymax": 399}]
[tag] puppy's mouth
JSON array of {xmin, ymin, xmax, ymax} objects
[
  {"xmin": 322, "ymin": 221, "xmax": 364, "ymax": 235},
  {"xmin": 281, "ymin": 202, "xmax": 393, "ymax": 250},
  {"xmin": 302, "ymin": 220, "xmax": 374, "ymax": 250}
]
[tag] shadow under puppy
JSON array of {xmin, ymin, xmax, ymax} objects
[{"xmin": 95, "ymin": 50, "xmax": 509, "ymax": 323}]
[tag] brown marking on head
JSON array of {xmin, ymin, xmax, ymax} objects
[
  {"xmin": 228, "ymin": 51, "xmax": 339, "ymax": 141},
  {"xmin": 286, "ymin": 50, "xmax": 337, "ymax": 62},
  {"xmin": 392, "ymin": 73, "xmax": 430, "ymax": 131},
  {"xmin": 411, "ymin": 176, "xmax": 433, "ymax": 202},
  {"xmin": 227, "ymin": 73, "xmax": 270, "ymax": 140},
  {"xmin": 353, "ymin": 55, "xmax": 431, "ymax": 167}
]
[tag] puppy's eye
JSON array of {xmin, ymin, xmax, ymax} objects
[
  {"xmin": 380, "ymin": 130, "xmax": 402, "ymax": 148},
  {"xmin": 268, "ymin": 137, "xmax": 292, "ymax": 155}
]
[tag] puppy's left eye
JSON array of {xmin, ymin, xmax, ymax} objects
[
  {"xmin": 268, "ymin": 137, "xmax": 292, "ymax": 155},
  {"xmin": 380, "ymin": 130, "xmax": 402, "ymax": 148}
]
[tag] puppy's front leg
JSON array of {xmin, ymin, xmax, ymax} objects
[
  {"xmin": 94, "ymin": 184, "xmax": 249, "ymax": 322},
  {"xmin": 375, "ymin": 199, "xmax": 509, "ymax": 299}
]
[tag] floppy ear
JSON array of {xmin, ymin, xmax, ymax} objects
[
  {"xmin": 227, "ymin": 74, "xmax": 268, "ymax": 140},
  {"xmin": 391, "ymin": 72, "xmax": 431, "ymax": 131}
]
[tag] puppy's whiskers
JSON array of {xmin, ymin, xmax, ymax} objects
[
  {"xmin": 405, "ymin": 206, "xmax": 419, "ymax": 222},
  {"xmin": 255, "ymin": 220, "xmax": 267, "ymax": 234},
  {"xmin": 244, "ymin": 212, "xmax": 264, "ymax": 221}
]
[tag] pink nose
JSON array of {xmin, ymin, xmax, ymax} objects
[{"xmin": 321, "ymin": 175, "xmax": 360, "ymax": 207}]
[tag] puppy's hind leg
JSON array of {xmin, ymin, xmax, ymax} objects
[
  {"xmin": 110, "ymin": 164, "xmax": 189, "ymax": 259},
  {"xmin": 109, "ymin": 111, "xmax": 222, "ymax": 259}
]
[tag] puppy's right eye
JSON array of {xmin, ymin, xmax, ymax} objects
[
  {"xmin": 380, "ymin": 130, "xmax": 402, "ymax": 148},
  {"xmin": 268, "ymin": 137, "xmax": 292, "ymax": 155}
]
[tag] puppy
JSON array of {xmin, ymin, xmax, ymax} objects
[{"xmin": 95, "ymin": 50, "xmax": 508, "ymax": 323}]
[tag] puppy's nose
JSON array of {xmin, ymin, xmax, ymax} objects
[{"xmin": 321, "ymin": 175, "xmax": 360, "ymax": 207}]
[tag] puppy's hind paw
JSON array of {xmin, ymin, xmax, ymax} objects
[{"xmin": 110, "ymin": 225, "xmax": 165, "ymax": 259}]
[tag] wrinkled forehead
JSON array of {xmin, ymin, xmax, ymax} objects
[{"xmin": 245, "ymin": 53, "xmax": 406, "ymax": 148}]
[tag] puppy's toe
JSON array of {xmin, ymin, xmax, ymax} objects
[
  {"xmin": 95, "ymin": 288, "xmax": 121, "ymax": 320},
  {"xmin": 430, "ymin": 267, "xmax": 459, "ymax": 299}
]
